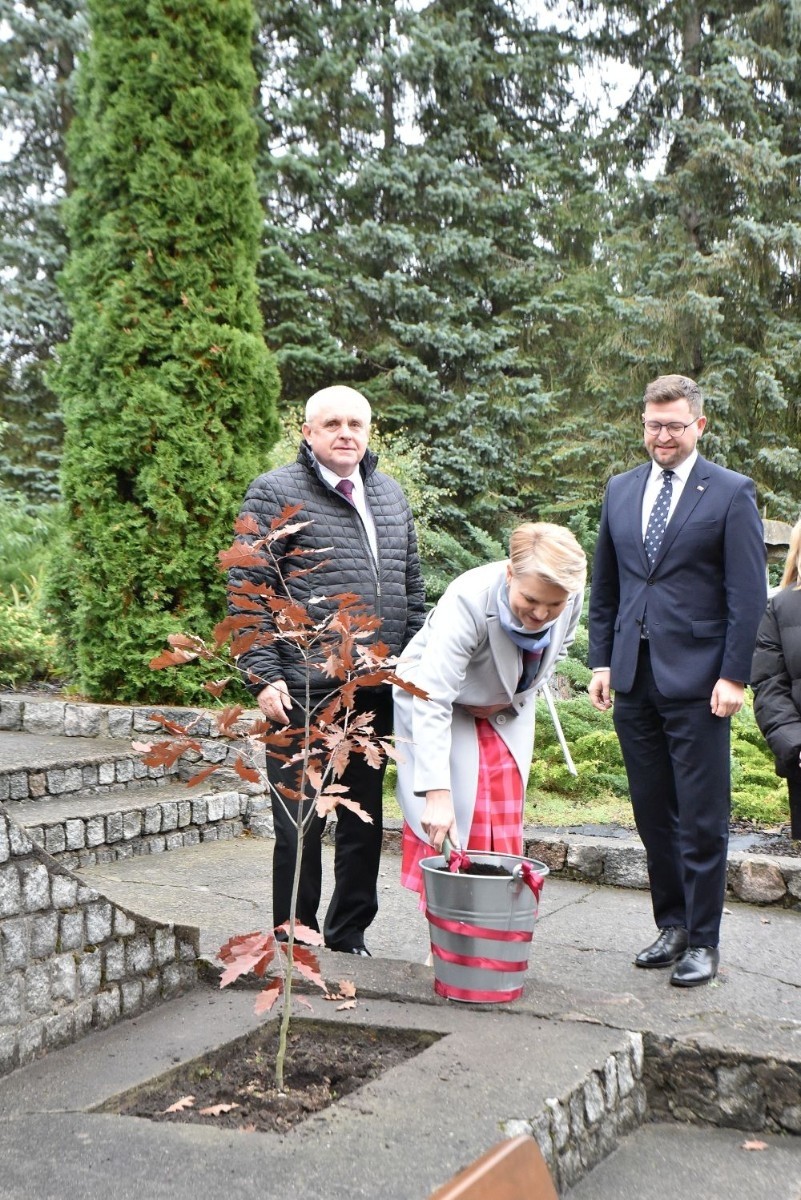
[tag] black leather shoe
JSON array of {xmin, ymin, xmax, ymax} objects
[
  {"xmin": 635, "ymin": 928, "xmax": 689, "ymax": 969},
  {"xmin": 670, "ymin": 946, "xmax": 719, "ymax": 987},
  {"xmin": 326, "ymin": 943, "xmax": 371, "ymax": 957}
]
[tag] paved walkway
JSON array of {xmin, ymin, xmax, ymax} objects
[
  {"xmin": 0, "ymin": 836, "xmax": 799, "ymax": 1198},
  {"xmin": 78, "ymin": 835, "xmax": 801, "ymax": 1053}
]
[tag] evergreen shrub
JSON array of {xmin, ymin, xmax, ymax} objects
[
  {"xmin": 0, "ymin": 487, "xmax": 59, "ymax": 595},
  {"xmin": 52, "ymin": 0, "xmax": 279, "ymax": 704},
  {"xmin": 527, "ymin": 692, "xmax": 790, "ymax": 828},
  {"xmin": 0, "ymin": 582, "xmax": 62, "ymax": 689}
]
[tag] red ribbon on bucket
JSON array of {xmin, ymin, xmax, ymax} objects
[
  {"xmin": 425, "ymin": 909, "xmax": 534, "ymax": 943},
  {"xmin": 517, "ymin": 861, "xmax": 544, "ymax": 899}
]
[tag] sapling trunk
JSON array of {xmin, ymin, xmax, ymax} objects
[{"xmin": 275, "ymin": 676, "xmax": 313, "ymax": 1092}]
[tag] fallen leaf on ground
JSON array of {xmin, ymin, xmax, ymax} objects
[
  {"xmin": 741, "ymin": 1139, "xmax": 768, "ymax": 1151},
  {"xmin": 199, "ymin": 1102, "xmax": 240, "ymax": 1116},
  {"xmin": 162, "ymin": 1095, "xmax": 195, "ymax": 1113},
  {"xmin": 337, "ymin": 1000, "xmax": 357, "ymax": 1011},
  {"xmin": 338, "ymin": 980, "xmax": 357, "ymax": 998}
]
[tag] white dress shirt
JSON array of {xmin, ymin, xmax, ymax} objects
[
  {"xmin": 641, "ymin": 449, "xmax": 698, "ymax": 538},
  {"xmin": 317, "ymin": 461, "xmax": 379, "ymax": 561}
]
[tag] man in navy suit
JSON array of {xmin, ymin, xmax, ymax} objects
[{"xmin": 589, "ymin": 374, "xmax": 766, "ymax": 986}]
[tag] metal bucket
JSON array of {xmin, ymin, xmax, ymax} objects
[{"xmin": 420, "ymin": 852, "xmax": 549, "ymax": 1004}]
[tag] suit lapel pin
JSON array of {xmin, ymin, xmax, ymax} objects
[{"xmin": 696, "ymin": 485, "xmax": 705, "ymax": 492}]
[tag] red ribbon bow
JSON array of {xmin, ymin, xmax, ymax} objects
[
  {"xmin": 447, "ymin": 849, "xmax": 473, "ymax": 873},
  {"xmin": 518, "ymin": 861, "xmax": 544, "ymax": 898}
]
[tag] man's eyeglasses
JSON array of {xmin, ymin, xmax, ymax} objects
[{"xmin": 642, "ymin": 416, "xmax": 700, "ymax": 437}]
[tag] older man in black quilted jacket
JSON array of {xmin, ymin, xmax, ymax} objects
[{"xmin": 228, "ymin": 385, "xmax": 426, "ymax": 954}]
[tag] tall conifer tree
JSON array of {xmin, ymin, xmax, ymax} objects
[
  {"xmin": 0, "ymin": 0, "xmax": 84, "ymax": 499},
  {"xmin": 582, "ymin": 0, "xmax": 801, "ymax": 517},
  {"xmin": 255, "ymin": 0, "xmax": 600, "ymax": 539},
  {"xmin": 54, "ymin": 0, "xmax": 279, "ymax": 701}
]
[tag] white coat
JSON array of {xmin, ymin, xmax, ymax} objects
[{"xmin": 393, "ymin": 560, "xmax": 584, "ymax": 846}]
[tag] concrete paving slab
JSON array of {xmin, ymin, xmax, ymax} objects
[
  {"xmin": 79, "ymin": 835, "xmax": 430, "ymax": 963},
  {"xmin": 0, "ymin": 988, "xmax": 631, "ymax": 1200},
  {"xmin": 79, "ymin": 837, "xmax": 801, "ymax": 1060},
  {"xmin": 3, "ymin": 808, "xmax": 800, "ymax": 1198},
  {"xmin": 564, "ymin": 1122, "xmax": 801, "ymax": 1200}
]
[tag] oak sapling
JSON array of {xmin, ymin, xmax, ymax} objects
[{"xmin": 140, "ymin": 505, "xmax": 426, "ymax": 1089}]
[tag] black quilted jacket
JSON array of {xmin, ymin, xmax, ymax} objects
[
  {"xmin": 751, "ymin": 585, "xmax": 801, "ymax": 776},
  {"xmin": 228, "ymin": 440, "xmax": 426, "ymax": 698}
]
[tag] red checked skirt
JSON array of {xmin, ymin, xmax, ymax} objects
[{"xmin": 400, "ymin": 717, "xmax": 524, "ymax": 897}]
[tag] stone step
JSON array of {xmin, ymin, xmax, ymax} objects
[
  {"xmin": 6, "ymin": 781, "xmax": 271, "ymax": 870},
  {"xmin": 0, "ymin": 692, "xmax": 218, "ymax": 741},
  {"xmin": 0, "ymin": 731, "xmax": 182, "ymax": 804},
  {"xmin": 564, "ymin": 1120, "xmax": 801, "ymax": 1199}
]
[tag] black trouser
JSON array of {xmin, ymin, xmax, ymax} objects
[
  {"xmin": 613, "ymin": 641, "xmax": 731, "ymax": 947},
  {"xmin": 787, "ymin": 767, "xmax": 801, "ymax": 840},
  {"xmin": 268, "ymin": 686, "xmax": 393, "ymax": 950}
]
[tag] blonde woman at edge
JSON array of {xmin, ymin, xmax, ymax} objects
[{"xmin": 393, "ymin": 523, "xmax": 587, "ymax": 897}]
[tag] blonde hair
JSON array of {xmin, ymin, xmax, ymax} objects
[
  {"xmin": 509, "ymin": 522, "xmax": 587, "ymax": 595},
  {"xmin": 780, "ymin": 518, "xmax": 801, "ymax": 588}
]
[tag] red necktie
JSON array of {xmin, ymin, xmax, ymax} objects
[{"xmin": 335, "ymin": 479, "xmax": 355, "ymax": 506}]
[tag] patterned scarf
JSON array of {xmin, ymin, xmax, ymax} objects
[{"xmin": 497, "ymin": 577, "xmax": 557, "ymax": 692}]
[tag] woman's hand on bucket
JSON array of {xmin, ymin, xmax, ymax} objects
[{"xmin": 421, "ymin": 790, "xmax": 459, "ymax": 851}]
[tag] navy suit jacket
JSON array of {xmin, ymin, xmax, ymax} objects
[{"xmin": 589, "ymin": 455, "xmax": 767, "ymax": 700}]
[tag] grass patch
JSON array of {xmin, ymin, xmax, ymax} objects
[{"xmin": 523, "ymin": 790, "xmax": 636, "ymax": 828}]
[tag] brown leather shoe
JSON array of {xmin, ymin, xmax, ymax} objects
[
  {"xmin": 670, "ymin": 946, "xmax": 719, "ymax": 987},
  {"xmin": 635, "ymin": 928, "xmax": 688, "ymax": 968}
]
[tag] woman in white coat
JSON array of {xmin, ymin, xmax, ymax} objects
[{"xmin": 394, "ymin": 522, "xmax": 586, "ymax": 896}]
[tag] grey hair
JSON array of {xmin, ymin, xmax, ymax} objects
[{"xmin": 305, "ymin": 386, "xmax": 372, "ymax": 424}]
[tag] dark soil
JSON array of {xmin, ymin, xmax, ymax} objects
[{"xmin": 97, "ymin": 1020, "xmax": 441, "ymax": 1134}]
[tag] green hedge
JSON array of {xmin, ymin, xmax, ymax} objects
[{"xmin": 51, "ymin": 0, "xmax": 279, "ymax": 703}]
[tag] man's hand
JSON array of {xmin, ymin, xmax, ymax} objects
[
  {"xmin": 256, "ymin": 679, "xmax": 293, "ymax": 724},
  {"xmin": 710, "ymin": 678, "xmax": 744, "ymax": 718},
  {"xmin": 588, "ymin": 669, "xmax": 613, "ymax": 712},
  {"xmin": 420, "ymin": 789, "xmax": 458, "ymax": 851}
]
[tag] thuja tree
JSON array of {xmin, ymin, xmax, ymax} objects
[{"xmin": 53, "ymin": 0, "xmax": 280, "ymax": 702}]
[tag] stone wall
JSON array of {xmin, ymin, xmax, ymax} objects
[
  {"xmin": 21, "ymin": 788, "xmax": 265, "ymax": 870},
  {"xmin": 644, "ymin": 1032, "xmax": 801, "ymax": 1135},
  {"xmin": 501, "ymin": 1032, "xmax": 647, "ymax": 1192},
  {"xmin": 0, "ymin": 804, "xmax": 198, "ymax": 1079},
  {"xmin": 524, "ymin": 831, "xmax": 801, "ymax": 911},
  {"xmin": 0, "ymin": 695, "xmax": 216, "ymax": 740}
]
